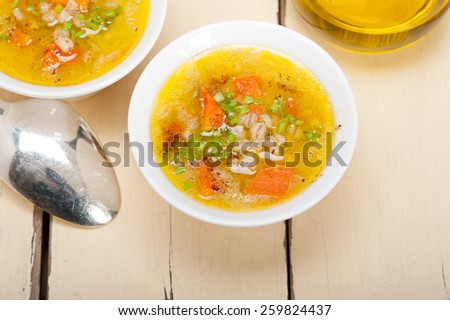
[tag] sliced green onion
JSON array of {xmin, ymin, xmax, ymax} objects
[
  {"xmin": 210, "ymin": 146, "xmax": 219, "ymax": 154},
  {"xmin": 72, "ymin": 29, "xmax": 86, "ymax": 39},
  {"xmin": 228, "ymin": 100, "xmax": 238, "ymax": 108},
  {"xmin": 187, "ymin": 138, "xmax": 198, "ymax": 148},
  {"xmin": 270, "ymin": 102, "xmax": 281, "ymax": 113},
  {"xmin": 104, "ymin": 9, "xmax": 116, "ymax": 19},
  {"xmin": 179, "ymin": 150, "xmax": 188, "ymax": 158},
  {"xmin": 227, "ymin": 133, "xmax": 237, "ymax": 142},
  {"xmin": 192, "ymin": 87, "xmax": 199, "ymax": 98},
  {"xmin": 183, "ymin": 180, "xmax": 193, "ymax": 191},
  {"xmin": 242, "ymin": 96, "xmax": 253, "ymax": 104},
  {"xmin": 277, "ymin": 121, "xmax": 287, "ymax": 134},
  {"xmin": 0, "ymin": 34, "xmax": 11, "ymax": 42},
  {"xmin": 194, "ymin": 150, "xmax": 203, "ymax": 161},
  {"xmin": 219, "ymin": 103, "xmax": 232, "ymax": 112},
  {"xmin": 295, "ymin": 120, "xmax": 303, "ymax": 126},
  {"xmin": 11, "ymin": 0, "xmax": 19, "ymax": 9},
  {"xmin": 212, "ymin": 136, "xmax": 221, "ymax": 144},
  {"xmin": 304, "ymin": 130, "xmax": 321, "ymax": 142},
  {"xmin": 54, "ymin": 4, "xmax": 63, "ymax": 12},
  {"xmin": 235, "ymin": 105, "xmax": 249, "ymax": 114},
  {"xmin": 115, "ymin": 5, "xmax": 124, "ymax": 15},
  {"xmin": 213, "ymin": 131, "xmax": 222, "ymax": 137},
  {"xmin": 174, "ymin": 167, "xmax": 185, "ymax": 175},
  {"xmin": 287, "ymin": 115, "xmax": 295, "ymax": 124},
  {"xmin": 223, "ymin": 89, "xmax": 233, "ymax": 99},
  {"xmin": 63, "ymin": 22, "xmax": 72, "ymax": 31},
  {"xmin": 77, "ymin": 13, "xmax": 85, "ymax": 20},
  {"xmin": 228, "ymin": 117, "xmax": 239, "ymax": 125},
  {"xmin": 92, "ymin": 5, "xmax": 102, "ymax": 11},
  {"xmin": 93, "ymin": 24, "xmax": 101, "ymax": 31}
]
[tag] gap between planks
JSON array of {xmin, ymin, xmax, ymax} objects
[
  {"xmin": 39, "ymin": 213, "xmax": 51, "ymax": 300},
  {"xmin": 30, "ymin": 209, "xmax": 51, "ymax": 300},
  {"xmin": 35, "ymin": 0, "xmax": 294, "ymax": 301},
  {"xmin": 29, "ymin": 208, "xmax": 43, "ymax": 300},
  {"xmin": 278, "ymin": 0, "xmax": 295, "ymax": 301}
]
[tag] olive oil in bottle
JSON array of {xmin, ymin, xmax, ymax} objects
[{"xmin": 292, "ymin": 0, "xmax": 450, "ymax": 51}]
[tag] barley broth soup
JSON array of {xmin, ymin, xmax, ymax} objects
[
  {"xmin": 151, "ymin": 46, "xmax": 336, "ymax": 211},
  {"xmin": 0, "ymin": 0, "xmax": 149, "ymax": 85}
]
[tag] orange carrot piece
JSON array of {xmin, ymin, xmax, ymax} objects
[
  {"xmin": 162, "ymin": 121, "xmax": 184, "ymax": 142},
  {"xmin": 249, "ymin": 105, "xmax": 266, "ymax": 116},
  {"xmin": 197, "ymin": 161, "xmax": 216, "ymax": 196},
  {"xmin": 10, "ymin": 29, "xmax": 32, "ymax": 48},
  {"xmin": 48, "ymin": 0, "xmax": 89, "ymax": 9},
  {"xmin": 76, "ymin": 0, "xmax": 90, "ymax": 11},
  {"xmin": 244, "ymin": 167, "xmax": 294, "ymax": 197},
  {"xmin": 43, "ymin": 43, "xmax": 60, "ymax": 67},
  {"xmin": 201, "ymin": 87, "xmax": 225, "ymax": 131},
  {"xmin": 233, "ymin": 75, "xmax": 261, "ymax": 97},
  {"xmin": 43, "ymin": 43, "xmax": 82, "ymax": 68},
  {"xmin": 284, "ymin": 98, "xmax": 300, "ymax": 118},
  {"xmin": 48, "ymin": 0, "xmax": 69, "ymax": 5}
]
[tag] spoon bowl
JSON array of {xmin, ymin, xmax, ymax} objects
[{"xmin": 0, "ymin": 99, "xmax": 120, "ymax": 226}]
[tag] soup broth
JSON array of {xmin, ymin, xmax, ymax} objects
[
  {"xmin": 151, "ymin": 46, "xmax": 336, "ymax": 211},
  {"xmin": 0, "ymin": 0, "xmax": 149, "ymax": 85}
]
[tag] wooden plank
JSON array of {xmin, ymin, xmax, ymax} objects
[
  {"xmin": 285, "ymin": 1, "xmax": 450, "ymax": 299},
  {"xmin": 47, "ymin": 0, "xmax": 286, "ymax": 299},
  {"xmin": 0, "ymin": 91, "xmax": 42, "ymax": 298},
  {"xmin": 163, "ymin": 0, "xmax": 287, "ymax": 300},
  {"xmin": 47, "ymin": 86, "xmax": 172, "ymax": 299},
  {"xmin": 170, "ymin": 214, "xmax": 287, "ymax": 299},
  {"xmin": 0, "ymin": 185, "xmax": 42, "ymax": 300}
]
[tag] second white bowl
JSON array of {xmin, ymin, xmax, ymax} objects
[{"xmin": 129, "ymin": 20, "xmax": 358, "ymax": 227}]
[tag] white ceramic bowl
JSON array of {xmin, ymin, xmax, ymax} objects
[
  {"xmin": 129, "ymin": 21, "xmax": 358, "ymax": 227},
  {"xmin": 0, "ymin": 0, "xmax": 167, "ymax": 100}
]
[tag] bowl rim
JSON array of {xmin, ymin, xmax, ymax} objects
[
  {"xmin": 0, "ymin": 0, "xmax": 167, "ymax": 99},
  {"xmin": 129, "ymin": 20, "xmax": 358, "ymax": 227}
]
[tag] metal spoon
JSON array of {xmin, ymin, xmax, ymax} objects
[{"xmin": 0, "ymin": 99, "xmax": 120, "ymax": 226}]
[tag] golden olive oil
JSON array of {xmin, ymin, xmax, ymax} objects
[{"xmin": 292, "ymin": 0, "xmax": 450, "ymax": 51}]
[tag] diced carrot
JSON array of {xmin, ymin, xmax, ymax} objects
[
  {"xmin": 48, "ymin": 0, "xmax": 69, "ymax": 5},
  {"xmin": 42, "ymin": 43, "xmax": 82, "ymax": 69},
  {"xmin": 10, "ymin": 29, "xmax": 32, "ymax": 48},
  {"xmin": 43, "ymin": 43, "xmax": 60, "ymax": 67},
  {"xmin": 75, "ymin": 0, "xmax": 90, "ymax": 11},
  {"xmin": 201, "ymin": 86, "xmax": 225, "ymax": 131},
  {"xmin": 249, "ymin": 105, "xmax": 266, "ymax": 116},
  {"xmin": 197, "ymin": 161, "xmax": 216, "ymax": 196},
  {"xmin": 49, "ymin": 0, "xmax": 89, "ymax": 10},
  {"xmin": 244, "ymin": 167, "xmax": 294, "ymax": 197},
  {"xmin": 285, "ymin": 98, "xmax": 299, "ymax": 118},
  {"xmin": 233, "ymin": 75, "xmax": 261, "ymax": 97},
  {"xmin": 162, "ymin": 121, "xmax": 184, "ymax": 142}
]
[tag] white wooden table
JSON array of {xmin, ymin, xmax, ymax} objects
[{"xmin": 1, "ymin": 0, "xmax": 449, "ymax": 299}]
